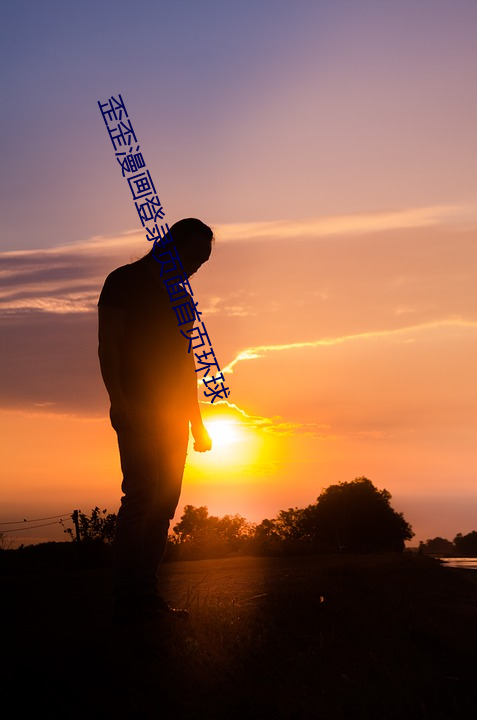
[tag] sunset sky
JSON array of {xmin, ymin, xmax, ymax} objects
[{"xmin": 1, "ymin": 0, "xmax": 477, "ymax": 547}]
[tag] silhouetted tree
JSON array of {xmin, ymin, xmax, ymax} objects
[
  {"xmin": 0, "ymin": 531, "xmax": 13, "ymax": 550},
  {"xmin": 454, "ymin": 531, "xmax": 477, "ymax": 556},
  {"xmin": 253, "ymin": 518, "xmax": 283, "ymax": 551},
  {"xmin": 253, "ymin": 508, "xmax": 318, "ymax": 554},
  {"xmin": 304, "ymin": 477, "xmax": 414, "ymax": 552},
  {"xmin": 255, "ymin": 509, "xmax": 302, "ymax": 542},
  {"xmin": 217, "ymin": 514, "xmax": 255, "ymax": 552},
  {"xmin": 62, "ymin": 507, "xmax": 117, "ymax": 544},
  {"xmin": 171, "ymin": 505, "xmax": 254, "ymax": 559},
  {"xmin": 173, "ymin": 505, "xmax": 211, "ymax": 544},
  {"xmin": 418, "ymin": 537, "xmax": 455, "ymax": 554},
  {"xmin": 274, "ymin": 508, "xmax": 309, "ymax": 541}
]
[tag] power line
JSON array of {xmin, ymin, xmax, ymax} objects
[
  {"xmin": 2, "ymin": 520, "xmax": 67, "ymax": 534},
  {"xmin": 0, "ymin": 513, "xmax": 71, "ymax": 526}
]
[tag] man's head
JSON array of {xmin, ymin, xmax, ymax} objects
[{"xmin": 151, "ymin": 218, "xmax": 214, "ymax": 277}]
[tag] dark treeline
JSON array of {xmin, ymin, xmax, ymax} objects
[
  {"xmin": 168, "ymin": 476, "xmax": 413, "ymax": 560},
  {"xmin": 59, "ymin": 477, "xmax": 415, "ymax": 560},
  {"xmin": 5, "ymin": 477, "xmax": 476, "ymax": 563},
  {"xmin": 419, "ymin": 532, "xmax": 477, "ymax": 556}
]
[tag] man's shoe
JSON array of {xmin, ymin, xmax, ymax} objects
[
  {"xmin": 149, "ymin": 595, "xmax": 189, "ymax": 619},
  {"xmin": 113, "ymin": 594, "xmax": 189, "ymax": 625}
]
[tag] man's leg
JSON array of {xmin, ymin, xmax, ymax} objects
[
  {"xmin": 113, "ymin": 414, "xmax": 188, "ymax": 618},
  {"xmin": 141, "ymin": 423, "xmax": 189, "ymax": 599},
  {"xmin": 113, "ymin": 421, "xmax": 159, "ymax": 615}
]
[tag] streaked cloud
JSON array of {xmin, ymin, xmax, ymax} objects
[
  {"xmin": 215, "ymin": 205, "xmax": 460, "ymax": 242},
  {"xmin": 199, "ymin": 294, "xmax": 256, "ymax": 318},
  {"xmin": 1, "ymin": 205, "xmax": 472, "ymax": 319},
  {"xmin": 0, "ymin": 292, "xmax": 99, "ymax": 315},
  {"xmin": 0, "ymin": 205, "xmax": 464, "ymax": 315},
  {"xmin": 0, "ymin": 232, "xmax": 145, "ymax": 315},
  {"xmin": 222, "ymin": 318, "xmax": 477, "ymax": 375},
  {"xmin": 2, "ymin": 211, "xmax": 477, "ymax": 420}
]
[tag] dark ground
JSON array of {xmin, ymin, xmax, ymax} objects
[{"xmin": 2, "ymin": 550, "xmax": 477, "ymax": 719}]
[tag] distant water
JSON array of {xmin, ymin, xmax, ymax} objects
[{"xmin": 439, "ymin": 557, "xmax": 477, "ymax": 570}]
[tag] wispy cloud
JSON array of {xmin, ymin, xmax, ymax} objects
[
  {"xmin": 215, "ymin": 205, "xmax": 460, "ymax": 242},
  {"xmin": 222, "ymin": 318, "xmax": 477, "ymax": 375},
  {"xmin": 2, "ymin": 211, "xmax": 476, "ymax": 416},
  {"xmin": 0, "ymin": 205, "xmax": 466, "ymax": 316},
  {"xmin": 199, "ymin": 294, "xmax": 256, "ymax": 318},
  {"xmin": 0, "ymin": 232, "xmax": 145, "ymax": 316}
]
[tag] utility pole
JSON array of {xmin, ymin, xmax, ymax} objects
[{"xmin": 72, "ymin": 510, "xmax": 81, "ymax": 542}]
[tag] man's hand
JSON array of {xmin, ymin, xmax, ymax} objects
[{"xmin": 191, "ymin": 422, "xmax": 212, "ymax": 452}]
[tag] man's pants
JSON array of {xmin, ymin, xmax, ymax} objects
[{"xmin": 112, "ymin": 409, "xmax": 189, "ymax": 608}]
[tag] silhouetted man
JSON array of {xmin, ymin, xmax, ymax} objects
[{"xmin": 98, "ymin": 218, "xmax": 213, "ymax": 623}]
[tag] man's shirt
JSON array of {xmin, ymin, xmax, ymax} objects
[{"xmin": 98, "ymin": 255, "xmax": 196, "ymax": 415}]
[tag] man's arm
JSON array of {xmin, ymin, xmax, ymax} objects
[
  {"xmin": 98, "ymin": 305, "xmax": 130, "ymax": 426},
  {"xmin": 190, "ymin": 395, "xmax": 212, "ymax": 452},
  {"xmin": 183, "ymin": 328, "xmax": 212, "ymax": 452}
]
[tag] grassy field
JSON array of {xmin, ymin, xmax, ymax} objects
[{"xmin": 3, "ymin": 551, "xmax": 477, "ymax": 719}]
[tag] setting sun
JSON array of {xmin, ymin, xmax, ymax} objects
[
  {"xmin": 207, "ymin": 419, "xmax": 240, "ymax": 447},
  {"xmin": 188, "ymin": 412, "xmax": 264, "ymax": 484}
]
